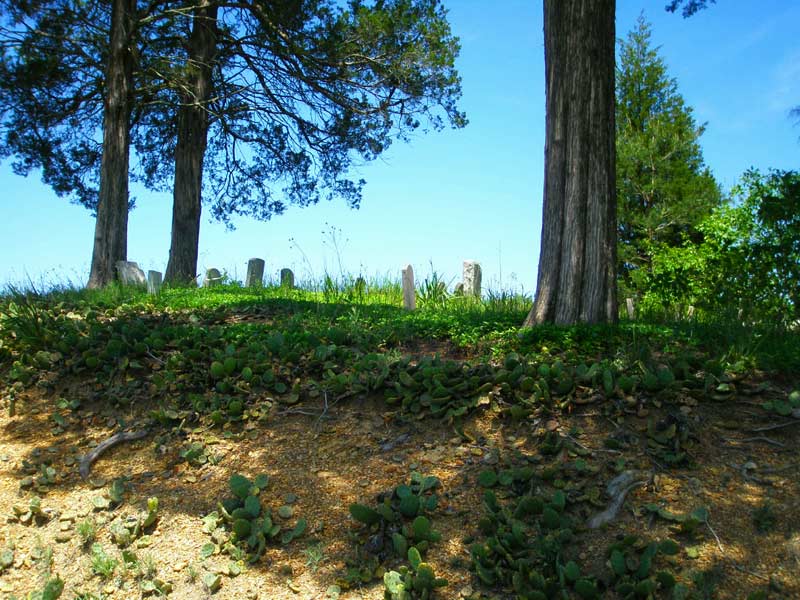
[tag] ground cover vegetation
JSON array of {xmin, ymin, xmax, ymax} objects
[{"xmin": 0, "ymin": 272, "xmax": 799, "ymax": 598}]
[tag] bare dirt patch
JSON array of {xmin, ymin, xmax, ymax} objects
[{"xmin": 2, "ymin": 377, "xmax": 800, "ymax": 599}]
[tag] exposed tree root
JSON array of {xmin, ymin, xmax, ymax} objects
[{"xmin": 79, "ymin": 430, "xmax": 149, "ymax": 479}]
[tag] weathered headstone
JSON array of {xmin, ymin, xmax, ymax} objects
[
  {"xmin": 686, "ymin": 305, "xmax": 695, "ymax": 319},
  {"xmin": 454, "ymin": 282, "xmax": 464, "ymax": 295},
  {"xmin": 463, "ymin": 260, "xmax": 482, "ymax": 297},
  {"xmin": 203, "ymin": 268, "xmax": 222, "ymax": 287},
  {"xmin": 246, "ymin": 258, "xmax": 265, "ymax": 288},
  {"xmin": 147, "ymin": 270, "xmax": 162, "ymax": 295},
  {"xmin": 115, "ymin": 261, "xmax": 146, "ymax": 287},
  {"xmin": 402, "ymin": 265, "xmax": 416, "ymax": 311},
  {"xmin": 626, "ymin": 298, "xmax": 635, "ymax": 319},
  {"xmin": 280, "ymin": 268, "xmax": 295, "ymax": 288}
]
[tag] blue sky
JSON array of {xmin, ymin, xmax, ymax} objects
[{"xmin": 1, "ymin": 0, "xmax": 798, "ymax": 292}]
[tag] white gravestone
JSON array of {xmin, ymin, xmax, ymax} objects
[
  {"xmin": 402, "ymin": 265, "xmax": 416, "ymax": 311},
  {"xmin": 203, "ymin": 268, "xmax": 222, "ymax": 287},
  {"xmin": 246, "ymin": 258, "xmax": 265, "ymax": 287},
  {"xmin": 463, "ymin": 260, "xmax": 482, "ymax": 297},
  {"xmin": 115, "ymin": 261, "xmax": 146, "ymax": 287},
  {"xmin": 147, "ymin": 270, "xmax": 162, "ymax": 295}
]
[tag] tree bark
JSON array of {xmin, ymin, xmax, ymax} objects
[
  {"xmin": 524, "ymin": 0, "xmax": 617, "ymax": 326},
  {"xmin": 164, "ymin": 1, "xmax": 218, "ymax": 285},
  {"xmin": 87, "ymin": 0, "xmax": 135, "ymax": 288}
]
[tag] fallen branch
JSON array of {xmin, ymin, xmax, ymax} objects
[
  {"xmin": 79, "ymin": 430, "xmax": 149, "ymax": 479},
  {"xmin": 723, "ymin": 436, "xmax": 785, "ymax": 448},
  {"xmin": 749, "ymin": 407, "xmax": 800, "ymax": 432},
  {"xmin": 587, "ymin": 470, "xmax": 647, "ymax": 529},
  {"xmin": 706, "ymin": 520, "xmax": 724, "ymax": 553},
  {"xmin": 727, "ymin": 560, "xmax": 769, "ymax": 581},
  {"xmin": 750, "ymin": 420, "xmax": 800, "ymax": 433}
]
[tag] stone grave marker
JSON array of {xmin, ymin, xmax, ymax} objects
[
  {"xmin": 246, "ymin": 258, "xmax": 265, "ymax": 287},
  {"xmin": 203, "ymin": 268, "xmax": 222, "ymax": 287},
  {"xmin": 280, "ymin": 268, "xmax": 295, "ymax": 288},
  {"xmin": 463, "ymin": 260, "xmax": 482, "ymax": 297},
  {"xmin": 147, "ymin": 271, "xmax": 162, "ymax": 295},
  {"xmin": 115, "ymin": 261, "xmax": 146, "ymax": 287},
  {"xmin": 626, "ymin": 298, "xmax": 635, "ymax": 319},
  {"xmin": 402, "ymin": 265, "xmax": 416, "ymax": 311}
]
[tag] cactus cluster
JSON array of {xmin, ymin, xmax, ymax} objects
[
  {"xmin": 642, "ymin": 504, "xmax": 710, "ymax": 536},
  {"xmin": 470, "ymin": 485, "xmax": 597, "ymax": 599},
  {"xmin": 646, "ymin": 415, "xmax": 692, "ymax": 466},
  {"xmin": 382, "ymin": 352, "xmax": 682, "ymax": 423},
  {"xmin": 203, "ymin": 473, "xmax": 306, "ymax": 563},
  {"xmin": 383, "ymin": 548, "xmax": 448, "ymax": 600},
  {"xmin": 11, "ymin": 495, "xmax": 49, "ymax": 525},
  {"xmin": 383, "ymin": 355, "xmax": 496, "ymax": 420},
  {"xmin": 348, "ymin": 472, "xmax": 442, "ymax": 561},
  {"xmin": 606, "ymin": 535, "xmax": 681, "ymax": 598},
  {"xmin": 109, "ymin": 497, "xmax": 159, "ymax": 547},
  {"xmin": 347, "ymin": 473, "xmax": 447, "ymax": 596}
]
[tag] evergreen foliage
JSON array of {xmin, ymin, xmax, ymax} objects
[
  {"xmin": 135, "ymin": 0, "xmax": 467, "ymax": 226},
  {"xmin": 0, "ymin": 0, "xmax": 109, "ymax": 210},
  {"xmin": 665, "ymin": 0, "xmax": 715, "ymax": 18},
  {"xmin": 615, "ymin": 15, "xmax": 720, "ymax": 298}
]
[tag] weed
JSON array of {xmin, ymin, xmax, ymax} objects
[
  {"xmin": 138, "ymin": 553, "xmax": 157, "ymax": 580},
  {"xmin": 0, "ymin": 288, "xmax": 58, "ymax": 351},
  {"xmin": 90, "ymin": 543, "xmax": 117, "ymax": 579},
  {"xmin": 417, "ymin": 269, "xmax": 450, "ymax": 310},
  {"xmin": 76, "ymin": 519, "xmax": 97, "ymax": 546},
  {"xmin": 302, "ymin": 542, "xmax": 327, "ymax": 573}
]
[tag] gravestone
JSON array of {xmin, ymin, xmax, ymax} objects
[
  {"xmin": 687, "ymin": 305, "xmax": 695, "ymax": 319},
  {"xmin": 402, "ymin": 265, "xmax": 416, "ymax": 311},
  {"xmin": 203, "ymin": 268, "xmax": 222, "ymax": 287},
  {"xmin": 626, "ymin": 298, "xmax": 635, "ymax": 319},
  {"xmin": 280, "ymin": 268, "xmax": 295, "ymax": 288},
  {"xmin": 115, "ymin": 261, "xmax": 146, "ymax": 287},
  {"xmin": 246, "ymin": 258, "xmax": 265, "ymax": 287},
  {"xmin": 147, "ymin": 271, "xmax": 162, "ymax": 295},
  {"xmin": 454, "ymin": 282, "xmax": 464, "ymax": 295},
  {"xmin": 463, "ymin": 260, "xmax": 482, "ymax": 297}
]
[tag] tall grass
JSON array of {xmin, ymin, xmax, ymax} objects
[{"xmin": 2, "ymin": 264, "xmax": 798, "ymax": 373}]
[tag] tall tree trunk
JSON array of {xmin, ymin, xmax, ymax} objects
[
  {"xmin": 524, "ymin": 0, "xmax": 617, "ymax": 326},
  {"xmin": 164, "ymin": 1, "xmax": 218, "ymax": 285},
  {"xmin": 87, "ymin": 0, "xmax": 135, "ymax": 288}
]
